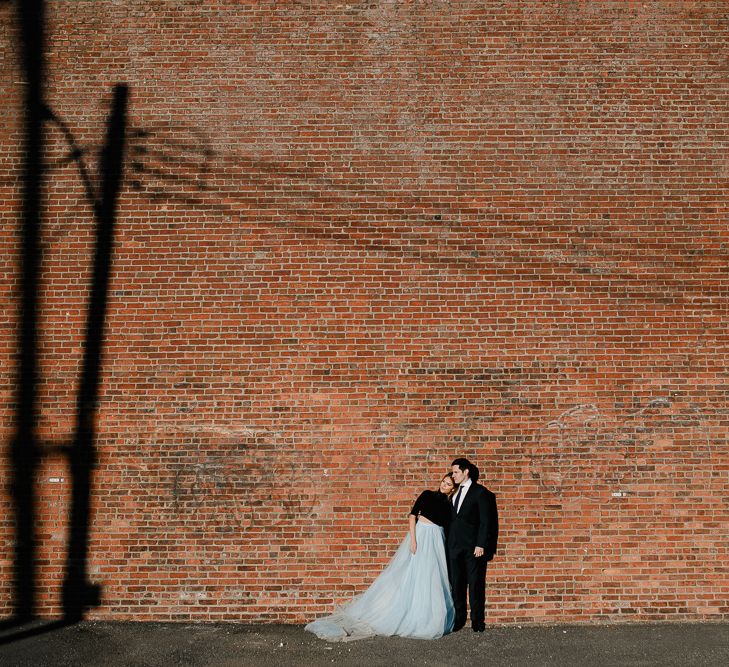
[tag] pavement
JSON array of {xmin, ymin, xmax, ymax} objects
[{"xmin": 0, "ymin": 620, "xmax": 728, "ymax": 666}]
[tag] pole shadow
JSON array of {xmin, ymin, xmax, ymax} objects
[
  {"xmin": 4, "ymin": 0, "xmax": 129, "ymax": 642},
  {"xmin": 8, "ymin": 0, "xmax": 46, "ymax": 629},
  {"xmin": 61, "ymin": 82, "xmax": 129, "ymax": 623}
]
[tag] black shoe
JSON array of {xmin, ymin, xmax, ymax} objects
[
  {"xmin": 472, "ymin": 625, "xmax": 485, "ymax": 632},
  {"xmin": 452, "ymin": 621, "xmax": 465, "ymax": 633}
]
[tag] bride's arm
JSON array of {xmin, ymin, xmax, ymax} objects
[{"xmin": 408, "ymin": 513, "xmax": 417, "ymax": 554}]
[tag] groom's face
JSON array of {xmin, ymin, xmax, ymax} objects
[{"xmin": 452, "ymin": 464, "xmax": 468, "ymax": 485}]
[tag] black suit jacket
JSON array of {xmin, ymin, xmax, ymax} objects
[{"xmin": 447, "ymin": 483, "xmax": 499, "ymax": 561}]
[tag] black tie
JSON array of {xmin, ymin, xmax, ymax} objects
[{"xmin": 453, "ymin": 486, "xmax": 463, "ymax": 513}]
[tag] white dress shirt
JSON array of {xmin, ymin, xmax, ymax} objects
[{"xmin": 454, "ymin": 478, "xmax": 472, "ymax": 513}]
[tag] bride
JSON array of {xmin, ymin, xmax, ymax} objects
[{"xmin": 305, "ymin": 473, "xmax": 457, "ymax": 641}]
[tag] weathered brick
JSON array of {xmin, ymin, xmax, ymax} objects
[{"xmin": 1, "ymin": 0, "xmax": 728, "ymax": 625}]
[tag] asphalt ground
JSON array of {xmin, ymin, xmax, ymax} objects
[{"xmin": 0, "ymin": 620, "xmax": 728, "ymax": 666}]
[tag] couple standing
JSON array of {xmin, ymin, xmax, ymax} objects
[{"xmin": 306, "ymin": 457, "xmax": 499, "ymax": 641}]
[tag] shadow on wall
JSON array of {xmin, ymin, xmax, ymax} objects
[
  {"xmin": 127, "ymin": 124, "xmax": 485, "ymax": 269},
  {"xmin": 2, "ymin": 0, "xmax": 128, "ymax": 644},
  {"xmin": 125, "ymin": 120, "xmax": 719, "ymax": 304}
]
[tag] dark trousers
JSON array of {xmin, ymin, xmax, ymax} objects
[{"xmin": 448, "ymin": 547, "xmax": 488, "ymax": 628}]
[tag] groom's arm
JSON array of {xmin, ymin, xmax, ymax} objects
[
  {"xmin": 483, "ymin": 491, "xmax": 498, "ymax": 561},
  {"xmin": 475, "ymin": 487, "xmax": 490, "ymax": 553},
  {"xmin": 475, "ymin": 487, "xmax": 499, "ymax": 558}
]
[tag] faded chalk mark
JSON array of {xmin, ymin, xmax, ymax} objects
[{"xmin": 530, "ymin": 397, "xmax": 716, "ymax": 503}]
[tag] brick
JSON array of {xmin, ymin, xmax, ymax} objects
[{"xmin": 1, "ymin": 0, "xmax": 728, "ymax": 625}]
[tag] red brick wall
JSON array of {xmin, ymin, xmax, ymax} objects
[{"xmin": 2, "ymin": 0, "xmax": 728, "ymax": 623}]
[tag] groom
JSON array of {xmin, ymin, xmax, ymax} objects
[{"xmin": 448, "ymin": 457, "xmax": 499, "ymax": 632}]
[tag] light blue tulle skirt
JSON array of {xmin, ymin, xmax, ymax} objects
[{"xmin": 305, "ymin": 521, "xmax": 455, "ymax": 641}]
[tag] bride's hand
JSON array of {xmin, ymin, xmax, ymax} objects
[{"xmin": 410, "ymin": 541, "xmax": 417, "ymax": 555}]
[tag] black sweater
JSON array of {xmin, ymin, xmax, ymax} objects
[{"xmin": 409, "ymin": 490, "xmax": 452, "ymax": 528}]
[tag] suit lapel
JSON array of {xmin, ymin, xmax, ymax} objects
[{"xmin": 455, "ymin": 483, "xmax": 476, "ymax": 515}]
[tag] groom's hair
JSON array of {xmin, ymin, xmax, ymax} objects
[{"xmin": 451, "ymin": 457, "xmax": 479, "ymax": 483}]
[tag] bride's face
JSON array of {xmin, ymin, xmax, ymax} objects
[{"xmin": 439, "ymin": 476, "xmax": 455, "ymax": 495}]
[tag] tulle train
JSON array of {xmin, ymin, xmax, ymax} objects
[{"xmin": 305, "ymin": 521, "xmax": 455, "ymax": 641}]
